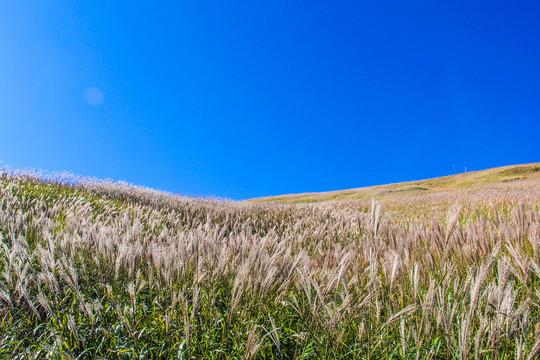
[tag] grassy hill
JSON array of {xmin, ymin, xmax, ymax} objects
[
  {"xmin": 254, "ymin": 162, "xmax": 540, "ymax": 203},
  {"xmin": 1, "ymin": 165, "xmax": 540, "ymax": 359}
]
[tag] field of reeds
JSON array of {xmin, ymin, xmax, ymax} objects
[{"xmin": 1, "ymin": 169, "xmax": 540, "ymax": 359}]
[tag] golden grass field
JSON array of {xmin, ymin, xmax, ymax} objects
[
  {"xmin": 254, "ymin": 162, "xmax": 540, "ymax": 203},
  {"xmin": 0, "ymin": 163, "xmax": 539, "ymax": 359}
]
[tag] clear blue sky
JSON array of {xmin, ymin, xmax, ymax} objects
[{"xmin": 1, "ymin": 1, "xmax": 539, "ymax": 200}]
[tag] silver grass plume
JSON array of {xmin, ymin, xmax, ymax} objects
[
  {"xmin": 382, "ymin": 305, "xmax": 418, "ymax": 330},
  {"xmin": 445, "ymin": 202, "xmax": 462, "ymax": 242},
  {"xmin": 243, "ymin": 324, "xmax": 265, "ymax": 360},
  {"xmin": 371, "ymin": 198, "xmax": 383, "ymax": 236}
]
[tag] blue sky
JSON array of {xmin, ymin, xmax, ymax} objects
[{"xmin": 1, "ymin": 1, "xmax": 539, "ymax": 200}]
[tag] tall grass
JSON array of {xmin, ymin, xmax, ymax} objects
[{"xmin": 0, "ymin": 170, "xmax": 539, "ymax": 359}]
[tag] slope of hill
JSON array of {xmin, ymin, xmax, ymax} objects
[
  {"xmin": 1, "ymin": 166, "xmax": 540, "ymax": 359},
  {"xmin": 254, "ymin": 162, "xmax": 540, "ymax": 203}
]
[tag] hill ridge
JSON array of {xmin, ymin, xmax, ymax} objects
[{"xmin": 253, "ymin": 162, "xmax": 540, "ymax": 203}]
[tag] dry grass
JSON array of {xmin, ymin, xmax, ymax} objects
[
  {"xmin": 0, "ymin": 167, "xmax": 539, "ymax": 359},
  {"xmin": 253, "ymin": 162, "xmax": 540, "ymax": 203}
]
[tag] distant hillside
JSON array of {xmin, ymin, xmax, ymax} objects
[{"xmin": 253, "ymin": 162, "xmax": 540, "ymax": 203}]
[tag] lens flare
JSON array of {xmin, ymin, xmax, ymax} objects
[{"xmin": 84, "ymin": 87, "xmax": 104, "ymax": 105}]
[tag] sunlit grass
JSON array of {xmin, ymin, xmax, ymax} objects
[
  {"xmin": 255, "ymin": 162, "xmax": 540, "ymax": 203},
  {"xmin": 1, "ymin": 169, "xmax": 539, "ymax": 359}
]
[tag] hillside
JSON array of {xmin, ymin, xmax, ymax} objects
[
  {"xmin": 1, "ymin": 167, "xmax": 540, "ymax": 359},
  {"xmin": 254, "ymin": 162, "xmax": 540, "ymax": 203}
]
